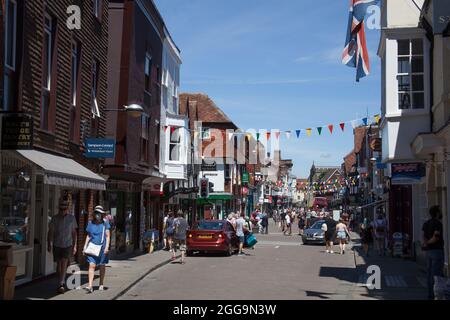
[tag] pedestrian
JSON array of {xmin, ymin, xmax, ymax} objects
[
  {"xmin": 227, "ymin": 212, "xmax": 237, "ymax": 230},
  {"xmin": 360, "ymin": 222, "xmax": 373, "ymax": 257},
  {"xmin": 83, "ymin": 206, "xmax": 111, "ymax": 294},
  {"xmin": 324, "ymin": 214, "xmax": 337, "ymax": 254},
  {"xmin": 421, "ymin": 205, "xmax": 444, "ymax": 300},
  {"xmin": 298, "ymin": 213, "xmax": 305, "ymax": 235},
  {"xmin": 165, "ymin": 211, "xmax": 175, "ymax": 258},
  {"xmin": 372, "ymin": 211, "xmax": 387, "ymax": 256},
  {"xmin": 280, "ymin": 210, "xmax": 286, "ymax": 232},
  {"xmin": 172, "ymin": 211, "xmax": 189, "ymax": 264},
  {"xmin": 336, "ymin": 219, "xmax": 350, "ymax": 255},
  {"xmin": 261, "ymin": 211, "xmax": 269, "ymax": 234},
  {"xmin": 162, "ymin": 212, "xmax": 169, "ymax": 250},
  {"xmin": 284, "ymin": 212, "xmax": 292, "ymax": 236},
  {"xmin": 47, "ymin": 200, "xmax": 78, "ymax": 294},
  {"xmin": 236, "ymin": 212, "xmax": 247, "ymax": 255}
]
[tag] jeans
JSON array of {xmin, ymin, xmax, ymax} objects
[{"xmin": 426, "ymin": 249, "xmax": 444, "ymax": 299}]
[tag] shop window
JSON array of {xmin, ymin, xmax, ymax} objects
[
  {"xmin": 397, "ymin": 39, "xmax": 425, "ymax": 110},
  {"xmin": 0, "ymin": 156, "xmax": 32, "ymax": 249}
]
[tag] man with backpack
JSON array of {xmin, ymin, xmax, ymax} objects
[{"xmin": 172, "ymin": 211, "xmax": 189, "ymax": 264}]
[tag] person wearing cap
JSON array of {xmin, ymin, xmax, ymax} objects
[
  {"xmin": 47, "ymin": 199, "xmax": 78, "ymax": 294},
  {"xmin": 83, "ymin": 205, "xmax": 111, "ymax": 294}
]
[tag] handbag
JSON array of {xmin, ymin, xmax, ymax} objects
[
  {"xmin": 245, "ymin": 233, "xmax": 258, "ymax": 247},
  {"xmin": 84, "ymin": 224, "xmax": 105, "ymax": 257}
]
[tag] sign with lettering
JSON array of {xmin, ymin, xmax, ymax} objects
[
  {"xmin": 391, "ymin": 163, "xmax": 425, "ymax": 185},
  {"xmin": 1, "ymin": 113, "xmax": 33, "ymax": 150},
  {"xmin": 84, "ymin": 138, "xmax": 116, "ymax": 158},
  {"xmin": 433, "ymin": 0, "xmax": 450, "ymax": 34},
  {"xmin": 242, "ymin": 173, "xmax": 249, "ymax": 184}
]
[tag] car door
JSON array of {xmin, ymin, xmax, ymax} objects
[{"xmin": 225, "ymin": 222, "xmax": 238, "ymax": 248}]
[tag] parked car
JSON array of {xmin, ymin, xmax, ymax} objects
[
  {"xmin": 186, "ymin": 220, "xmax": 239, "ymax": 256},
  {"xmin": 302, "ymin": 220, "xmax": 326, "ymax": 245}
]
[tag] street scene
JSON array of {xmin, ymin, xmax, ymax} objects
[{"xmin": 0, "ymin": 0, "xmax": 450, "ymax": 304}]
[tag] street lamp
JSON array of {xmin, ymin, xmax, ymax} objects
[{"xmin": 105, "ymin": 104, "xmax": 145, "ymax": 118}]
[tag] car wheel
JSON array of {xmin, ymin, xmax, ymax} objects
[
  {"xmin": 226, "ymin": 243, "xmax": 234, "ymax": 256},
  {"xmin": 186, "ymin": 250, "xmax": 194, "ymax": 257},
  {"xmin": 302, "ymin": 240, "xmax": 309, "ymax": 245}
]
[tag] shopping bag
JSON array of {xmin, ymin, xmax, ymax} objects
[{"xmin": 245, "ymin": 233, "xmax": 258, "ymax": 247}]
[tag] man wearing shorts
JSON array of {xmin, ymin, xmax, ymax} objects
[
  {"xmin": 173, "ymin": 211, "xmax": 189, "ymax": 264},
  {"xmin": 236, "ymin": 212, "xmax": 247, "ymax": 255},
  {"xmin": 47, "ymin": 200, "xmax": 78, "ymax": 294}
]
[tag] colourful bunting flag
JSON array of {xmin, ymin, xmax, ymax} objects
[
  {"xmin": 340, "ymin": 123, "xmax": 345, "ymax": 131},
  {"xmin": 171, "ymin": 126, "xmax": 176, "ymax": 134},
  {"xmin": 285, "ymin": 131, "xmax": 291, "ymax": 139},
  {"xmin": 266, "ymin": 132, "xmax": 271, "ymax": 140},
  {"xmin": 374, "ymin": 114, "xmax": 380, "ymax": 124},
  {"xmin": 306, "ymin": 128, "xmax": 312, "ymax": 137},
  {"xmin": 296, "ymin": 130, "xmax": 301, "ymax": 138},
  {"xmin": 275, "ymin": 131, "xmax": 281, "ymax": 140},
  {"xmin": 362, "ymin": 117, "xmax": 368, "ymax": 126},
  {"xmin": 317, "ymin": 127, "xmax": 323, "ymax": 135},
  {"xmin": 351, "ymin": 120, "xmax": 359, "ymax": 129},
  {"xmin": 256, "ymin": 133, "xmax": 260, "ymax": 141},
  {"xmin": 328, "ymin": 125, "xmax": 334, "ymax": 134},
  {"xmin": 164, "ymin": 126, "xmax": 169, "ymax": 133}
]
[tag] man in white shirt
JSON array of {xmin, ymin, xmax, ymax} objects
[{"xmin": 284, "ymin": 213, "xmax": 292, "ymax": 236}]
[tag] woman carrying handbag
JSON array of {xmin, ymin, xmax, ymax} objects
[{"xmin": 83, "ymin": 206, "xmax": 111, "ymax": 294}]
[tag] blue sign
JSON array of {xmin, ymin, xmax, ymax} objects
[{"xmin": 85, "ymin": 139, "xmax": 116, "ymax": 158}]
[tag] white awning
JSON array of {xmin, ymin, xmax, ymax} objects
[{"xmin": 17, "ymin": 150, "xmax": 106, "ymax": 191}]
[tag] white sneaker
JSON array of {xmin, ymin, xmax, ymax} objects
[
  {"xmin": 99, "ymin": 285, "xmax": 105, "ymax": 291},
  {"xmin": 330, "ymin": 251, "xmax": 334, "ymax": 254},
  {"xmin": 326, "ymin": 250, "xmax": 330, "ymax": 253}
]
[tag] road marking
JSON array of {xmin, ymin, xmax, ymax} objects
[{"xmin": 275, "ymin": 246, "xmax": 280, "ymax": 249}]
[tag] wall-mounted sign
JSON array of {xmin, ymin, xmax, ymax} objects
[
  {"xmin": 433, "ymin": 0, "xmax": 450, "ymax": 34},
  {"xmin": 1, "ymin": 113, "xmax": 33, "ymax": 150},
  {"xmin": 201, "ymin": 160, "xmax": 216, "ymax": 171},
  {"xmin": 391, "ymin": 163, "xmax": 425, "ymax": 185},
  {"xmin": 242, "ymin": 173, "xmax": 249, "ymax": 184},
  {"xmin": 84, "ymin": 138, "xmax": 116, "ymax": 158}
]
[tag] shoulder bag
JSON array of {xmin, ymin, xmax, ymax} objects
[{"xmin": 84, "ymin": 224, "xmax": 105, "ymax": 257}]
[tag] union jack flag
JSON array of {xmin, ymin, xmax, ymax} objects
[{"xmin": 342, "ymin": 0, "xmax": 378, "ymax": 82}]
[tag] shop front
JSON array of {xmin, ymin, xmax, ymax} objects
[
  {"xmin": 0, "ymin": 150, "xmax": 106, "ymax": 284},
  {"xmin": 104, "ymin": 181, "xmax": 142, "ymax": 256},
  {"xmin": 196, "ymin": 194, "xmax": 233, "ymax": 220}
]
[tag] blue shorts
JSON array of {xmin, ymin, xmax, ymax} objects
[
  {"xmin": 337, "ymin": 231, "xmax": 347, "ymax": 240},
  {"xmin": 238, "ymin": 236, "xmax": 245, "ymax": 244}
]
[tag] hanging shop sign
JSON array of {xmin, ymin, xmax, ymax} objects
[
  {"xmin": 84, "ymin": 138, "xmax": 116, "ymax": 158},
  {"xmin": 242, "ymin": 173, "xmax": 249, "ymax": 184},
  {"xmin": 1, "ymin": 113, "xmax": 33, "ymax": 150},
  {"xmin": 433, "ymin": 0, "xmax": 450, "ymax": 34},
  {"xmin": 391, "ymin": 163, "xmax": 426, "ymax": 185}
]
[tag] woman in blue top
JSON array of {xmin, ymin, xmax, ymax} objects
[{"xmin": 83, "ymin": 206, "xmax": 111, "ymax": 294}]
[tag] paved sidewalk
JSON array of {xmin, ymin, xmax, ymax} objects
[
  {"xmin": 15, "ymin": 250, "xmax": 180, "ymax": 300},
  {"xmin": 349, "ymin": 232, "xmax": 427, "ymax": 300}
]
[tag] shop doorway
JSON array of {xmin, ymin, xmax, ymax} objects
[{"xmin": 32, "ymin": 176, "xmax": 44, "ymax": 278}]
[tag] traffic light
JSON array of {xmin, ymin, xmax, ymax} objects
[{"xmin": 200, "ymin": 178, "xmax": 209, "ymax": 198}]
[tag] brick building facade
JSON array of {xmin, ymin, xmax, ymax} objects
[{"xmin": 0, "ymin": 0, "xmax": 108, "ymax": 284}]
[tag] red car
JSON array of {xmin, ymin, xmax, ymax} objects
[{"xmin": 187, "ymin": 220, "xmax": 240, "ymax": 256}]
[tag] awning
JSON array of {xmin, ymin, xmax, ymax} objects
[{"xmin": 17, "ymin": 150, "xmax": 106, "ymax": 190}]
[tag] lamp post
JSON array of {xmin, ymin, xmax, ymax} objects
[{"xmin": 105, "ymin": 104, "xmax": 145, "ymax": 118}]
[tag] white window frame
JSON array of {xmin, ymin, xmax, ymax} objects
[
  {"xmin": 4, "ymin": 0, "xmax": 17, "ymax": 71},
  {"xmin": 145, "ymin": 53, "xmax": 152, "ymax": 93},
  {"xmin": 94, "ymin": 0, "xmax": 101, "ymax": 19},
  {"xmin": 91, "ymin": 61, "xmax": 101, "ymax": 118},
  {"xmin": 71, "ymin": 41, "xmax": 79, "ymax": 107},
  {"xmin": 168, "ymin": 127, "xmax": 181, "ymax": 162},
  {"xmin": 44, "ymin": 13, "xmax": 53, "ymax": 91},
  {"xmin": 396, "ymin": 39, "xmax": 425, "ymax": 110}
]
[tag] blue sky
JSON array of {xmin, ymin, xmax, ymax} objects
[{"xmin": 154, "ymin": 0, "xmax": 381, "ymax": 178}]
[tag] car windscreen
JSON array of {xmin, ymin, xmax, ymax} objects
[
  {"xmin": 196, "ymin": 221, "xmax": 224, "ymax": 231},
  {"xmin": 310, "ymin": 221, "xmax": 325, "ymax": 230}
]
